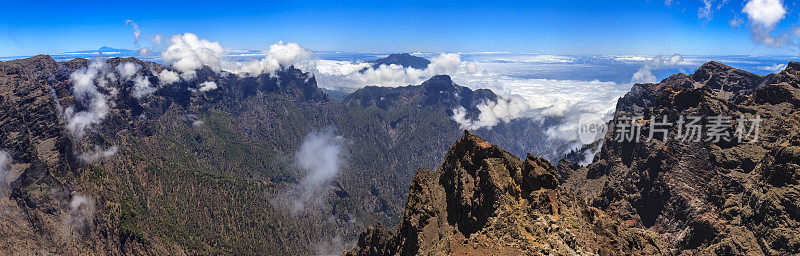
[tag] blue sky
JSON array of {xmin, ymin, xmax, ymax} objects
[{"xmin": 1, "ymin": 0, "xmax": 799, "ymax": 56}]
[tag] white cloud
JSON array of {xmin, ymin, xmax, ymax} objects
[
  {"xmin": 198, "ymin": 81, "xmax": 218, "ymax": 92},
  {"xmin": 66, "ymin": 59, "xmax": 113, "ymax": 138},
  {"xmin": 115, "ymin": 62, "xmax": 156, "ymax": 98},
  {"xmin": 761, "ymin": 63, "xmax": 787, "ymax": 72},
  {"xmin": 157, "ymin": 69, "xmax": 180, "ymax": 84},
  {"xmin": 446, "ymin": 58, "xmax": 633, "ymax": 147},
  {"xmin": 315, "ymin": 60, "xmax": 371, "ymax": 76},
  {"xmin": 162, "ymin": 33, "xmax": 225, "ymax": 80},
  {"xmin": 452, "ymin": 95, "xmax": 534, "ymax": 130},
  {"xmin": 631, "ymin": 68, "xmax": 658, "ymax": 84},
  {"xmin": 60, "ymin": 195, "xmax": 95, "ymax": 238},
  {"xmin": 115, "ymin": 62, "xmax": 140, "ymax": 79},
  {"xmin": 132, "ymin": 76, "xmax": 155, "ymax": 98},
  {"xmin": 743, "ymin": 0, "xmax": 788, "ymax": 47},
  {"xmin": 313, "ymin": 234, "xmax": 355, "ymax": 256},
  {"xmin": 429, "ymin": 53, "xmax": 463, "ymax": 74},
  {"xmin": 313, "ymin": 53, "xmax": 477, "ymax": 89},
  {"xmin": 743, "ymin": 0, "xmax": 786, "ymax": 28},
  {"xmin": 228, "ymin": 41, "xmax": 313, "ymax": 77},
  {"xmin": 699, "ymin": 0, "xmax": 714, "ymax": 20},
  {"xmin": 161, "ymin": 34, "xmax": 314, "ymax": 81},
  {"xmin": 267, "ymin": 41, "xmax": 313, "ymax": 69},
  {"xmin": 125, "ymin": 20, "xmax": 141, "ymax": 45},
  {"xmin": 152, "ymin": 34, "xmax": 163, "ymax": 45},
  {"xmin": 79, "ymin": 145, "xmax": 118, "ymax": 163},
  {"xmin": 698, "ymin": 0, "xmax": 729, "ymax": 21},
  {"xmin": 730, "ymin": 17, "xmax": 745, "ymax": 28},
  {"xmin": 277, "ymin": 129, "xmax": 346, "ymax": 214},
  {"xmin": 631, "ymin": 54, "xmax": 684, "ymax": 84}
]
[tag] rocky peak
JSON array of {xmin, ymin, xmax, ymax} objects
[
  {"xmin": 693, "ymin": 61, "xmax": 733, "ymax": 75},
  {"xmin": 347, "ymin": 131, "xmax": 664, "ymax": 255},
  {"xmin": 0, "ymin": 55, "xmax": 62, "ymax": 80},
  {"xmin": 691, "ymin": 61, "xmax": 764, "ymax": 99},
  {"xmin": 566, "ymin": 61, "xmax": 800, "ymax": 254},
  {"xmin": 421, "ymin": 75, "xmax": 457, "ymax": 92},
  {"xmin": 785, "ymin": 61, "xmax": 800, "ymax": 71}
]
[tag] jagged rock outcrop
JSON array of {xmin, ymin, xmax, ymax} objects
[
  {"xmin": 566, "ymin": 61, "xmax": 800, "ymax": 254},
  {"xmin": 347, "ymin": 131, "xmax": 665, "ymax": 255}
]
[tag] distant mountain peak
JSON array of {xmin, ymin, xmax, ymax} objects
[
  {"xmin": 98, "ymin": 46, "xmax": 117, "ymax": 52},
  {"xmin": 369, "ymin": 53, "xmax": 431, "ymax": 69}
]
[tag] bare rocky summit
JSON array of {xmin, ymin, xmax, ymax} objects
[
  {"xmin": 563, "ymin": 61, "xmax": 800, "ymax": 254},
  {"xmin": 346, "ymin": 131, "xmax": 664, "ymax": 255}
]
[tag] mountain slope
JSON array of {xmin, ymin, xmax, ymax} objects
[
  {"xmin": 564, "ymin": 61, "xmax": 800, "ymax": 254},
  {"xmin": 346, "ymin": 131, "xmax": 665, "ymax": 255},
  {"xmin": 0, "ymin": 55, "xmax": 568, "ymax": 255}
]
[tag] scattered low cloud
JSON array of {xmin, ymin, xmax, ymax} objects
[
  {"xmin": 162, "ymin": 33, "xmax": 225, "ymax": 80},
  {"xmin": 631, "ymin": 54, "xmax": 684, "ymax": 84},
  {"xmin": 760, "ymin": 63, "xmax": 787, "ymax": 72},
  {"xmin": 116, "ymin": 62, "xmax": 140, "ymax": 79},
  {"xmin": 275, "ymin": 128, "xmax": 346, "ymax": 214},
  {"xmin": 132, "ymin": 75, "xmax": 156, "ymax": 98},
  {"xmin": 0, "ymin": 150, "xmax": 11, "ymax": 198},
  {"xmin": 60, "ymin": 195, "xmax": 96, "ymax": 238},
  {"xmin": 65, "ymin": 59, "xmax": 114, "ymax": 138},
  {"xmin": 157, "ymin": 69, "xmax": 180, "ymax": 84},
  {"xmin": 312, "ymin": 234, "xmax": 356, "ymax": 256},
  {"xmin": 198, "ymin": 81, "xmax": 218, "ymax": 92},
  {"xmin": 452, "ymin": 95, "xmax": 535, "ymax": 130},
  {"xmin": 66, "ymin": 58, "xmax": 163, "ymax": 138},
  {"xmin": 79, "ymin": 145, "xmax": 118, "ymax": 163},
  {"xmin": 116, "ymin": 62, "xmax": 156, "ymax": 98}
]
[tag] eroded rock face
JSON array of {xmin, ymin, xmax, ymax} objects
[
  {"xmin": 347, "ymin": 131, "xmax": 665, "ymax": 255},
  {"xmin": 565, "ymin": 61, "xmax": 800, "ymax": 254}
]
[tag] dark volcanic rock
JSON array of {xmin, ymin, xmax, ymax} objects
[
  {"xmin": 346, "ymin": 131, "xmax": 665, "ymax": 255},
  {"xmin": 344, "ymin": 74, "xmax": 495, "ymax": 112},
  {"xmin": 369, "ymin": 53, "xmax": 431, "ymax": 70},
  {"xmin": 565, "ymin": 61, "xmax": 800, "ymax": 254},
  {"xmin": 0, "ymin": 55, "xmax": 334, "ymax": 255}
]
